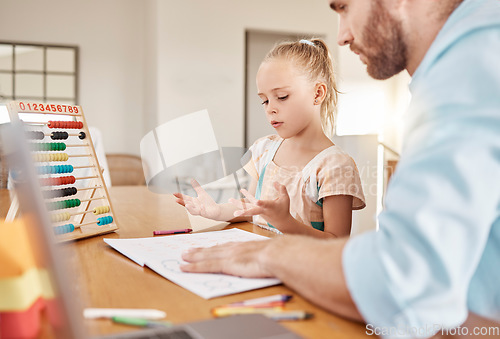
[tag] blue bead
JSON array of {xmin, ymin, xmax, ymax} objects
[
  {"xmin": 97, "ymin": 216, "xmax": 113, "ymax": 226},
  {"xmin": 54, "ymin": 224, "xmax": 74, "ymax": 235}
]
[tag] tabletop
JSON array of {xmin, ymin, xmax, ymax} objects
[{"xmin": 1, "ymin": 186, "xmax": 370, "ymax": 339}]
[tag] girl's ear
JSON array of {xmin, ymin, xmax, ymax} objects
[{"xmin": 314, "ymin": 82, "xmax": 327, "ymax": 105}]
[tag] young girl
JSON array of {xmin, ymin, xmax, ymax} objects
[{"xmin": 174, "ymin": 38, "xmax": 365, "ymax": 238}]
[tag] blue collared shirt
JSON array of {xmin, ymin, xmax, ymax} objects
[{"xmin": 343, "ymin": 0, "xmax": 500, "ymax": 337}]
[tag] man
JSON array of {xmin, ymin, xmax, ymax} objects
[{"xmin": 181, "ymin": 0, "xmax": 500, "ymax": 337}]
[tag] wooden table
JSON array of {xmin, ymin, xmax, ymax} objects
[{"xmin": 1, "ymin": 187, "xmax": 370, "ymax": 339}]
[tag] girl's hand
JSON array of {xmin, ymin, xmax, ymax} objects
[
  {"xmin": 230, "ymin": 182, "xmax": 293, "ymax": 227},
  {"xmin": 173, "ymin": 179, "xmax": 223, "ymax": 220}
]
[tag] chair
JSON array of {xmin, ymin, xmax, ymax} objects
[
  {"xmin": 105, "ymin": 153, "xmax": 146, "ymax": 186},
  {"xmin": 0, "ymin": 155, "xmax": 7, "ymax": 189}
]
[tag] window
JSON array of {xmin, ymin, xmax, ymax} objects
[{"xmin": 0, "ymin": 41, "xmax": 78, "ymax": 105}]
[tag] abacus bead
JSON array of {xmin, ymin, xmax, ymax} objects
[
  {"xmin": 51, "ymin": 131, "xmax": 69, "ymax": 140},
  {"xmin": 54, "ymin": 143, "xmax": 66, "ymax": 151},
  {"xmin": 47, "ymin": 201, "xmax": 57, "ymax": 210},
  {"xmin": 51, "ymin": 212, "xmax": 71, "ymax": 222},
  {"xmin": 43, "ymin": 189, "xmax": 57, "ymax": 198},
  {"xmin": 93, "ymin": 206, "xmax": 110, "ymax": 215},
  {"xmin": 54, "ymin": 224, "xmax": 75, "ymax": 235},
  {"xmin": 52, "ymin": 153, "xmax": 69, "ymax": 162},
  {"xmin": 27, "ymin": 131, "xmax": 44, "ymax": 140},
  {"xmin": 78, "ymin": 131, "xmax": 86, "ymax": 140},
  {"xmin": 40, "ymin": 177, "xmax": 58, "ymax": 186},
  {"xmin": 68, "ymin": 199, "xmax": 81, "ymax": 208},
  {"xmin": 42, "ymin": 190, "xmax": 54, "ymax": 199},
  {"xmin": 37, "ymin": 166, "xmax": 48, "ymax": 174},
  {"xmin": 97, "ymin": 216, "xmax": 113, "ymax": 226}
]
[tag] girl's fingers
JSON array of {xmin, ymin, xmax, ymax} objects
[
  {"xmin": 234, "ymin": 206, "xmax": 263, "ymax": 217},
  {"xmin": 175, "ymin": 199, "xmax": 186, "ymax": 207},
  {"xmin": 229, "ymin": 198, "xmax": 252, "ymax": 210},
  {"xmin": 240, "ymin": 188, "xmax": 259, "ymax": 204},
  {"xmin": 191, "ymin": 179, "xmax": 210, "ymax": 199},
  {"xmin": 255, "ymin": 199, "xmax": 277, "ymax": 210},
  {"xmin": 173, "ymin": 192, "xmax": 194, "ymax": 204}
]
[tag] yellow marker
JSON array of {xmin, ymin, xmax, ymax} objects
[
  {"xmin": 211, "ymin": 306, "xmax": 313, "ymax": 321},
  {"xmin": 211, "ymin": 306, "xmax": 284, "ymax": 317}
]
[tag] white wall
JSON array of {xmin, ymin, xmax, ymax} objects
[
  {"xmin": 0, "ymin": 0, "xmax": 146, "ymax": 155},
  {"xmin": 332, "ymin": 135, "xmax": 379, "ymax": 234},
  {"xmin": 155, "ymin": 0, "xmax": 338, "ymax": 148}
]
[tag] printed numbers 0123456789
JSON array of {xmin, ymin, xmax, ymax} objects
[{"xmin": 18, "ymin": 102, "xmax": 79, "ymax": 114}]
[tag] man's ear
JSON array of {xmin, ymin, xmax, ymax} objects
[{"xmin": 314, "ymin": 82, "xmax": 328, "ymax": 105}]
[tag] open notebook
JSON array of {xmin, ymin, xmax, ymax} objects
[{"xmin": 104, "ymin": 228, "xmax": 281, "ymax": 299}]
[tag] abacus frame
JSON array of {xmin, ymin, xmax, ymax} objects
[{"xmin": 6, "ymin": 101, "xmax": 119, "ymax": 242}]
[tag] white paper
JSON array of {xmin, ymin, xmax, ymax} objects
[{"xmin": 104, "ymin": 229, "xmax": 281, "ymax": 299}]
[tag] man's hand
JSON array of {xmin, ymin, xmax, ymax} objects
[
  {"xmin": 180, "ymin": 240, "xmax": 274, "ymax": 278},
  {"xmin": 181, "ymin": 234, "xmax": 360, "ymax": 321}
]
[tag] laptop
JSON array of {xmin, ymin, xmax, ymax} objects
[{"xmin": 1, "ymin": 114, "xmax": 301, "ymax": 339}]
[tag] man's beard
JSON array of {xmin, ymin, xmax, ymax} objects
[{"xmin": 353, "ymin": 0, "xmax": 408, "ymax": 80}]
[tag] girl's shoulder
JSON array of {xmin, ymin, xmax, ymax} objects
[
  {"xmin": 246, "ymin": 135, "xmax": 283, "ymax": 172},
  {"xmin": 249, "ymin": 134, "xmax": 282, "ymax": 154},
  {"xmin": 309, "ymin": 144, "xmax": 357, "ymax": 169}
]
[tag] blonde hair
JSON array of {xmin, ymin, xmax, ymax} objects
[{"xmin": 263, "ymin": 38, "xmax": 338, "ymax": 134}]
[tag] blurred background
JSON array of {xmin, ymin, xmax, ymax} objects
[{"xmin": 0, "ymin": 0, "xmax": 411, "ymax": 234}]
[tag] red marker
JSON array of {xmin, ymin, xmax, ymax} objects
[{"xmin": 153, "ymin": 228, "xmax": 193, "ymax": 236}]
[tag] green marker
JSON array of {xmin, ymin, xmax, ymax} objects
[{"xmin": 112, "ymin": 316, "xmax": 172, "ymax": 328}]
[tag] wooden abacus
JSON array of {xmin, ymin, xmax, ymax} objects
[{"xmin": 5, "ymin": 101, "xmax": 119, "ymax": 242}]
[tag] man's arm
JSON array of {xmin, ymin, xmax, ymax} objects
[{"xmin": 181, "ymin": 235, "xmax": 364, "ymax": 322}]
